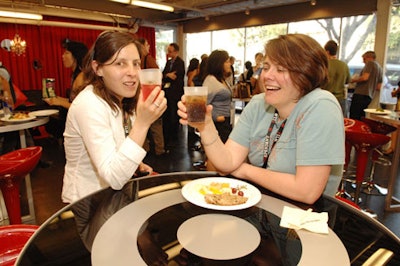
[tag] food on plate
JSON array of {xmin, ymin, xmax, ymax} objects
[
  {"xmin": 8, "ymin": 112, "xmax": 31, "ymax": 120},
  {"xmin": 205, "ymin": 193, "xmax": 248, "ymax": 206},
  {"xmin": 199, "ymin": 182, "xmax": 248, "ymax": 206},
  {"xmin": 376, "ymin": 107, "xmax": 384, "ymax": 112}
]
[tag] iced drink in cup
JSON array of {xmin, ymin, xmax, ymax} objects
[
  {"xmin": 184, "ymin": 86, "xmax": 208, "ymax": 123},
  {"xmin": 139, "ymin": 68, "xmax": 162, "ymax": 100}
]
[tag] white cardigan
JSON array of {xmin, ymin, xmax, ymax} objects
[{"xmin": 62, "ymin": 85, "xmax": 146, "ymax": 203}]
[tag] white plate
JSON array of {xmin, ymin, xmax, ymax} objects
[
  {"xmin": 364, "ymin": 108, "xmax": 392, "ymax": 115},
  {"xmin": 181, "ymin": 177, "xmax": 261, "ymax": 211},
  {"xmin": 1, "ymin": 115, "xmax": 36, "ymax": 122},
  {"xmin": 30, "ymin": 109, "xmax": 59, "ymax": 117},
  {"xmin": 177, "ymin": 214, "xmax": 261, "ymax": 260}
]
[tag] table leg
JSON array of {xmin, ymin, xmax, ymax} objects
[
  {"xmin": 385, "ymin": 128, "xmax": 400, "ymax": 211},
  {"xmin": 18, "ymin": 129, "xmax": 36, "ymax": 223}
]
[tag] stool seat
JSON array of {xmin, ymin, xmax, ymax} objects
[
  {"xmin": 346, "ymin": 130, "xmax": 391, "ymax": 149},
  {"xmin": 0, "ymin": 147, "xmax": 42, "ymax": 224},
  {"xmin": 0, "ymin": 224, "xmax": 39, "ymax": 266},
  {"xmin": 344, "ymin": 118, "xmax": 371, "ymax": 133},
  {"xmin": 344, "ymin": 130, "xmax": 390, "ymax": 204}
]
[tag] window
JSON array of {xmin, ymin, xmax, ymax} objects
[
  {"xmin": 155, "ymin": 28, "xmax": 175, "ymax": 70},
  {"xmin": 185, "ymin": 14, "xmax": 378, "ymax": 84}
]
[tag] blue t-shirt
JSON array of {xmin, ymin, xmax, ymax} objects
[{"xmin": 230, "ymin": 89, "xmax": 345, "ymax": 196}]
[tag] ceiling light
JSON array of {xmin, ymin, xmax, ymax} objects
[
  {"xmin": 310, "ymin": 0, "xmax": 317, "ymax": 6},
  {"xmin": 10, "ymin": 34, "xmax": 27, "ymax": 56},
  {"xmin": 131, "ymin": 1, "xmax": 174, "ymax": 12},
  {"xmin": 245, "ymin": 8, "xmax": 250, "ymax": 15},
  {"xmin": 0, "ymin": 10, "xmax": 42, "ymax": 20}
]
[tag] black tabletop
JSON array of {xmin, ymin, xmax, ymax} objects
[{"xmin": 16, "ymin": 171, "xmax": 400, "ymax": 266}]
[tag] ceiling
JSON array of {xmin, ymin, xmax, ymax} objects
[{"xmin": 0, "ymin": 0, "xmax": 310, "ymax": 25}]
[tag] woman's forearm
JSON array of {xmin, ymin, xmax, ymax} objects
[{"xmin": 236, "ymin": 163, "xmax": 330, "ymax": 204}]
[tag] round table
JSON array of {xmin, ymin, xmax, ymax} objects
[
  {"xmin": 0, "ymin": 116, "xmax": 49, "ymax": 148},
  {"xmin": 16, "ymin": 172, "xmax": 400, "ymax": 265}
]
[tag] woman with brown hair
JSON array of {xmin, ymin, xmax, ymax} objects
[
  {"xmin": 179, "ymin": 34, "xmax": 344, "ymax": 204},
  {"xmin": 62, "ymin": 31, "xmax": 166, "ymax": 203}
]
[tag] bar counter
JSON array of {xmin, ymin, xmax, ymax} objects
[{"xmin": 367, "ymin": 112, "xmax": 400, "ymax": 212}]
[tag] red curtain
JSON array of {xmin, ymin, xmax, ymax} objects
[{"xmin": 0, "ymin": 23, "xmax": 155, "ymax": 97}]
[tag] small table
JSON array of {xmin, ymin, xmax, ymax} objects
[
  {"xmin": 367, "ymin": 113, "xmax": 400, "ymax": 212},
  {"xmin": 0, "ymin": 116, "xmax": 49, "ymax": 224}
]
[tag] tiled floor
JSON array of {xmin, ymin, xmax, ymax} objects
[{"xmin": 21, "ymin": 122, "xmax": 400, "ymax": 239}]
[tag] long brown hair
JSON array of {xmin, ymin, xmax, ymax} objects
[
  {"xmin": 265, "ymin": 34, "xmax": 328, "ymax": 97},
  {"xmin": 206, "ymin": 50, "xmax": 229, "ymax": 83},
  {"xmin": 82, "ymin": 31, "xmax": 143, "ymax": 115}
]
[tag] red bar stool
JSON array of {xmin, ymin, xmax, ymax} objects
[
  {"xmin": 360, "ymin": 117, "xmax": 397, "ymax": 195},
  {"xmin": 0, "ymin": 224, "xmax": 39, "ymax": 266},
  {"xmin": 343, "ymin": 118, "xmax": 371, "ymax": 170},
  {"xmin": 344, "ymin": 130, "xmax": 390, "ymax": 204},
  {"xmin": 0, "ymin": 146, "xmax": 42, "ymax": 224},
  {"xmin": 337, "ymin": 119, "xmax": 371, "ymax": 198}
]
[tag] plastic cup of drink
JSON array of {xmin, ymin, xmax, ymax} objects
[
  {"xmin": 139, "ymin": 68, "xmax": 162, "ymax": 100},
  {"xmin": 184, "ymin": 86, "xmax": 208, "ymax": 123}
]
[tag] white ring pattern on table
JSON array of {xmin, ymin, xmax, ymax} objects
[{"xmin": 91, "ymin": 189, "xmax": 350, "ymax": 266}]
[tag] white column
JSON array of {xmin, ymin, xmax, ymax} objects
[{"xmin": 375, "ymin": 0, "xmax": 392, "ymax": 70}]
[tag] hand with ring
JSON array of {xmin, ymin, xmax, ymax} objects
[{"xmin": 135, "ymin": 86, "xmax": 167, "ymax": 129}]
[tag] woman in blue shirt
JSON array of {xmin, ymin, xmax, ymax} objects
[{"xmin": 178, "ymin": 34, "xmax": 344, "ymax": 204}]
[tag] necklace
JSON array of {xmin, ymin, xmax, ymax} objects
[
  {"xmin": 123, "ymin": 111, "xmax": 132, "ymax": 137},
  {"xmin": 262, "ymin": 110, "xmax": 287, "ymax": 168}
]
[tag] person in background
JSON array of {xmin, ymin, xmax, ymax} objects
[
  {"xmin": 62, "ymin": 31, "xmax": 166, "ymax": 203},
  {"xmin": 0, "ymin": 62, "xmax": 15, "ymax": 106},
  {"xmin": 226, "ymin": 55, "xmax": 236, "ymax": 86},
  {"xmin": 0, "ymin": 64, "xmax": 37, "ymax": 156},
  {"xmin": 44, "ymin": 40, "xmax": 88, "ymax": 143},
  {"xmin": 391, "ymin": 80, "xmax": 400, "ymax": 104},
  {"xmin": 349, "ymin": 51, "xmax": 383, "ymax": 120},
  {"xmin": 251, "ymin": 52, "xmax": 265, "ymax": 94},
  {"xmin": 203, "ymin": 50, "xmax": 233, "ymax": 143},
  {"xmin": 137, "ymin": 37, "xmax": 167, "ymax": 156},
  {"xmin": 383, "ymin": 80, "xmax": 400, "ymax": 154},
  {"xmin": 178, "ymin": 34, "xmax": 344, "ymax": 204},
  {"xmin": 201, "ymin": 50, "xmax": 233, "ymax": 171},
  {"xmin": 187, "ymin": 56, "xmax": 208, "ymax": 153},
  {"xmin": 198, "ymin": 55, "xmax": 209, "ymax": 85},
  {"xmin": 239, "ymin": 60, "xmax": 254, "ymax": 94},
  {"xmin": 0, "ymin": 65, "xmax": 16, "ymax": 155},
  {"xmin": 162, "ymin": 43, "xmax": 185, "ymax": 148},
  {"xmin": 323, "ymin": 40, "xmax": 351, "ymax": 117},
  {"xmin": 186, "ymin": 57, "xmax": 200, "ymax": 86}
]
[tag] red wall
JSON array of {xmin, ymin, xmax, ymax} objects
[{"xmin": 0, "ymin": 21, "xmax": 155, "ymax": 98}]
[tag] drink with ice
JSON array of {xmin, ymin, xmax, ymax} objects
[
  {"xmin": 186, "ymin": 95, "xmax": 207, "ymax": 122},
  {"xmin": 139, "ymin": 69, "xmax": 162, "ymax": 100},
  {"xmin": 184, "ymin": 86, "xmax": 208, "ymax": 123}
]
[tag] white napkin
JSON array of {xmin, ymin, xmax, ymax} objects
[{"xmin": 279, "ymin": 206, "xmax": 329, "ymax": 234}]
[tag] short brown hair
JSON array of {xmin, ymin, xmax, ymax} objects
[
  {"xmin": 362, "ymin": 51, "xmax": 376, "ymax": 59},
  {"xmin": 264, "ymin": 34, "xmax": 328, "ymax": 97},
  {"xmin": 324, "ymin": 40, "xmax": 338, "ymax": 56}
]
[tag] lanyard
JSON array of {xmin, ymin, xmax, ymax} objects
[{"xmin": 262, "ymin": 111, "xmax": 287, "ymax": 168}]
